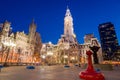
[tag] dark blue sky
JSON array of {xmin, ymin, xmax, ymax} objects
[{"xmin": 0, "ymin": 0, "xmax": 120, "ymax": 44}]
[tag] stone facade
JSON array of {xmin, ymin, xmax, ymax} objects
[
  {"xmin": 40, "ymin": 7, "xmax": 102, "ymax": 65},
  {"xmin": 0, "ymin": 20, "xmax": 42, "ymax": 64},
  {"xmin": 57, "ymin": 7, "xmax": 79, "ymax": 64},
  {"xmin": 79, "ymin": 34, "xmax": 103, "ymax": 64}
]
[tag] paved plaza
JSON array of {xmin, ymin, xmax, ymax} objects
[{"xmin": 0, "ymin": 65, "xmax": 120, "ymax": 80}]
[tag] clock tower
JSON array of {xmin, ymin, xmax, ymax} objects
[{"xmin": 58, "ymin": 6, "xmax": 78, "ymax": 44}]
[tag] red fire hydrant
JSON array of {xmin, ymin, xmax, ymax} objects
[{"xmin": 79, "ymin": 50, "xmax": 105, "ymax": 80}]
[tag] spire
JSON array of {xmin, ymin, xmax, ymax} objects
[
  {"xmin": 66, "ymin": 0, "xmax": 70, "ymax": 8},
  {"xmin": 31, "ymin": 18, "xmax": 35, "ymax": 24},
  {"xmin": 65, "ymin": 6, "xmax": 71, "ymax": 17},
  {"xmin": 29, "ymin": 19, "xmax": 36, "ymax": 42},
  {"xmin": 67, "ymin": 5, "xmax": 69, "ymax": 10},
  {"xmin": 30, "ymin": 18, "xmax": 36, "ymax": 27},
  {"xmin": 4, "ymin": 20, "xmax": 11, "ymax": 25},
  {"xmin": 29, "ymin": 19, "xmax": 36, "ymax": 34}
]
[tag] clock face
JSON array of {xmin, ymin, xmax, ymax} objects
[{"xmin": 5, "ymin": 26, "xmax": 9, "ymax": 31}]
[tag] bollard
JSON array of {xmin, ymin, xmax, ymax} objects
[{"xmin": 79, "ymin": 50, "xmax": 105, "ymax": 80}]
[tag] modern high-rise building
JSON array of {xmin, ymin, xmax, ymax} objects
[{"xmin": 98, "ymin": 22, "xmax": 119, "ymax": 60}]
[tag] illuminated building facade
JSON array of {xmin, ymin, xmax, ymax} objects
[
  {"xmin": 98, "ymin": 22, "xmax": 119, "ymax": 60},
  {"xmin": 40, "ymin": 7, "xmax": 102, "ymax": 65},
  {"xmin": 79, "ymin": 34, "xmax": 103, "ymax": 64},
  {"xmin": 0, "ymin": 21, "xmax": 16, "ymax": 63},
  {"xmin": 40, "ymin": 42, "xmax": 57, "ymax": 65},
  {"xmin": 0, "ymin": 7, "xmax": 104, "ymax": 65},
  {"xmin": 58, "ymin": 7, "xmax": 78, "ymax": 44},
  {"xmin": 15, "ymin": 31, "xmax": 32, "ymax": 63},
  {"xmin": 57, "ymin": 7, "xmax": 79, "ymax": 64},
  {"xmin": 0, "ymin": 20, "xmax": 42, "ymax": 65},
  {"xmin": 33, "ymin": 32, "xmax": 42, "ymax": 63}
]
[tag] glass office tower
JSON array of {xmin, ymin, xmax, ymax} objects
[{"xmin": 98, "ymin": 22, "xmax": 119, "ymax": 60}]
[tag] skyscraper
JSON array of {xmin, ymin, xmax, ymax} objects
[{"xmin": 98, "ymin": 22, "xmax": 119, "ymax": 60}]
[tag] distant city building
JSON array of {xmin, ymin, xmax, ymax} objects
[
  {"xmin": 115, "ymin": 46, "xmax": 120, "ymax": 61},
  {"xmin": 98, "ymin": 22, "xmax": 119, "ymax": 60},
  {"xmin": 84, "ymin": 34, "xmax": 94, "ymax": 44},
  {"xmin": 79, "ymin": 34, "xmax": 103, "ymax": 64}
]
